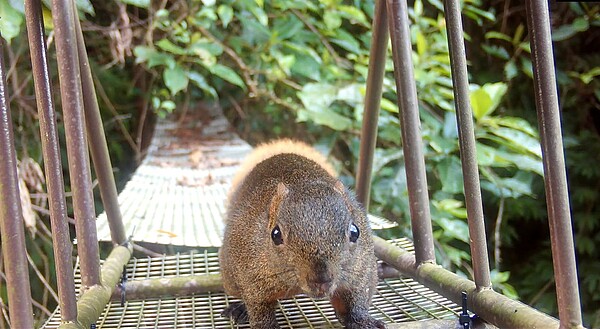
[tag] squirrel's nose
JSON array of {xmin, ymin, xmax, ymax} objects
[{"xmin": 312, "ymin": 271, "xmax": 334, "ymax": 294}]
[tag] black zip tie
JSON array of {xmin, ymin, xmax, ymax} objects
[
  {"xmin": 119, "ymin": 265, "xmax": 127, "ymax": 307},
  {"xmin": 459, "ymin": 291, "xmax": 471, "ymax": 329},
  {"xmin": 90, "ymin": 324, "xmax": 96, "ymax": 329}
]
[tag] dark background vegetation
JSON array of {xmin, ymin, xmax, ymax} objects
[{"xmin": 0, "ymin": 0, "xmax": 598, "ymax": 327}]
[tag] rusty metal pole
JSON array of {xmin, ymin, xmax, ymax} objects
[
  {"xmin": 0, "ymin": 35, "xmax": 35, "ymax": 329},
  {"xmin": 442, "ymin": 0, "xmax": 492, "ymax": 290},
  {"xmin": 525, "ymin": 1, "xmax": 584, "ymax": 328},
  {"xmin": 74, "ymin": 5, "xmax": 127, "ymax": 246},
  {"xmin": 23, "ymin": 0, "xmax": 81, "ymax": 325},
  {"xmin": 386, "ymin": 0, "xmax": 436, "ymax": 265},
  {"xmin": 356, "ymin": 0, "xmax": 389, "ymax": 209},
  {"xmin": 51, "ymin": 0, "xmax": 101, "ymax": 288}
]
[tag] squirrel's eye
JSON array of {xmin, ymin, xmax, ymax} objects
[
  {"xmin": 271, "ymin": 225, "xmax": 284, "ymax": 245},
  {"xmin": 349, "ymin": 223, "xmax": 360, "ymax": 243}
]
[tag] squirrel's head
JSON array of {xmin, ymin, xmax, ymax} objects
[{"xmin": 266, "ymin": 181, "xmax": 366, "ymax": 298}]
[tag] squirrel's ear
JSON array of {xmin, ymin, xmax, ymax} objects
[
  {"xmin": 334, "ymin": 180, "xmax": 346, "ymax": 196},
  {"xmin": 334, "ymin": 180, "xmax": 360, "ymax": 214},
  {"xmin": 269, "ymin": 182, "xmax": 289, "ymax": 228}
]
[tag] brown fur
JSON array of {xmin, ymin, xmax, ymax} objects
[{"xmin": 219, "ymin": 140, "xmax": 385, "ymax": 329}]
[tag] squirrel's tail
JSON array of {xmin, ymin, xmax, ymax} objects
[{"xmin": 229, "ymin": 139, "xmax": 336, "ymax": 196}]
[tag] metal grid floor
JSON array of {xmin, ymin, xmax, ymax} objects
[{"xmin": 43, "ymin": 239, "xmax": 461, "ymax": 328}]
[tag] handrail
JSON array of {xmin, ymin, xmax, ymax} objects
[
  {"xmin": 526, "ymin": 0, "xmax": 584, "ymax": 327},
  {"xmin": 24, "ymin": 0, "xmax": 80, "ymax": 324},
  {"xmin": 442, "ymin": 0, "xmax": 492, "ymax": 290},
  {"xmin": 386, "ymin": 0, "xmax": 436, "ymax": 266},
  {"xmin": 356, "ymin": 0, "xmax": 389, "ymax": 208},
  {"xmin": 51, "ymin": 0, "xmax": 102, "ymax": 288},
  {"xmin": 0, "ymin": 32, "xmax": 36, "ymax": 329},
  {"xmin": 74, "ymin": 4, "xmax": 127, "ymax": 246}
]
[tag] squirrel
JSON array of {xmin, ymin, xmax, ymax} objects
[{"xmin": 219, "ymin": 139, "xmax": 385, "ymax": 329}]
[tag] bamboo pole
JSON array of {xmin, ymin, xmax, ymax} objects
[
  {"xmin": 374, "ymin": 236, "xmax": 560, "ymax": 329},
  {"xmin": 57, "ymin": 245, "xmax": 132, "ymax": 329}
]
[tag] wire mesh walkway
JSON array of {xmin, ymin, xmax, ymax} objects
[
  {"xmin": 42, "ymin": 110, "xmax": 462, "ymax": 328},
  {"xmin": 43, "ymin": 239, "xmax": 461, "ymax": 328}
]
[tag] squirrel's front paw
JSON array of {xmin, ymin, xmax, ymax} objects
[
  {"xmin": 345, "ymin": 316, "xmax": 386, "ymax": 329},
  {"xmin": 221, "ymin": 301, "xmax": 249, "ymax": 324}
]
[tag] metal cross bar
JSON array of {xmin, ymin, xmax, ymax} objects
[
  {"xmin": 74, "ymin": 6, "xmax": 127, "ymax": 246},
  {"xmin": 442, "ymin": 0, "xmax": 492, "ymax": 290},
  {"xmin": 525, "ymin": 0, "xmax": 584, "ymax": 328},
  {"xmin": 23, "ymin": 0, "xmax": 80, "ymax": 324},
  {"xmin": 0, "ymin": 34, "xmax": 35, "ymax": 329},
  {"xmin": 51, "ymin": 0, "xmax": 101, "ymax": 288},
  {"xmin": 356, "ymin": 0, "xmax": 389, "ymax": 208},
  {"xmin": 386, "ymin": 0, "xmax": 436, "ymax": 265},
  {"xmin": 374, "ymin": 236, "xmax": 560, "ymax": 328},
  {"xmin": 57, "ymin": 245, "xmax": 132, "ymax": 328}
]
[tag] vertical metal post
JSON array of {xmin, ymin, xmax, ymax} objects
[
  {"xmin": 442, "ymin": 0, "xmax": 492, "ymax": 289},
  {"xmin": 356, "ymin": 0, "xmax": 389, "ymax": 209},
  {"xmin": 525, "ymin": 1, "xmax": 584, "ymax": 328},
  {"xmin": 51, "ymin": 0, "xmax": 101, "ymax": 288},
  {"xmin": 23, "ymin": 0, "xmax": 81, "ymax": 324},
  {"xmin": 386, "ymin": 0, "xmax": 436, "ymax": 265},
  {"xmin": 74, "ymin": 5, "xmax": 127, "ymax": 246},
  {"xmin": 0, "ymin": 35, "xmax": 35, "ymax": 329}
]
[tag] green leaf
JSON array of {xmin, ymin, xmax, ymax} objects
[
  {"xmin": 118, "ymin": 0, "xmax": 149, "ymax": 8},
  {"xmin": 156, "ymin": 39, "xmax": 188, "ymax": 55},
  {"xmin": 572, "ymin": 17, "xmax": 590, "ymax": 32},
  {"xmin": 496, "ymin": 116, "xmax": 538, "ymax": 136},
  {"xmin": 324, "ymin": 11, "xmax": 342, "ymax": 30},
  {"xmin": 482, "ymin": 44, "xmax": 509, "ymax": 60},
  {"xmin": 75, "ymin": 0, "xmax": 95, "ymax": 15},
  {"xmin": 504, "ymin": 60, "xmax": 518, "ymax": 80},
  {"xmin": 273, "ymin": 16, "xmax": 303, "ymax": 41},
  {"xmin": 573, "ymin": 67, "xmax": 600, "ymax": 85},
  {"xmin": 416, "ymin": 30, "xmax": 428, "ymax": 57},
  {"xmin": 331, "ymin": 29, "xmax": 363, "ymax": 54},
  {"xmin": 164, "ymin": 65, "xmax": 189, "ymax": 95},
  {"xmin": 470, "ymin": 82, "xmax": 508, "ymax": 120},
  {"xmin": 552, "ymin": 25, "xmax": 577, "ymax": 42},
  {"xmin": 239, "ymin": 15, "xmax": 271, "ymax": 44},
  {"xmin": 187, "ymin": 71, "xmax": 217, "ymax": 99},
  {"xmin": 297, "ymin": 83, "xmax": 352, "ymax": 131},
  {"xmin": 499, "ymin": 152, "xmax": 543, "ymax": 175},
  {"xmin": 491, "ymin": 127, "xmax": 542, "ymax": 157},
  {"xmin": 338, "ymin": 5, "xmax": 369, "ymax": 26},
  {"xmin": 217, "ymin": 4, "xmax": 234, "ymax": 28},
  {"xmin": 297, "ymin": 108, "xmax": 353, "ymax": 131},
  {"xmin": 520, "ymin": 57, "xmax": 533, "ymax": 78},
  {"xmin": 485, "ymin": 31, "xmax": 512, "ymax": 42},
  {"xmin": 210, "ymin": 64, "xmax": 246, "ymax": 89},
  {"xmin": 435, "ymin": 216, "xmax": 469, "ymax": 243},
  {"xmin": 437, "ymin": 157, "xmax": 464, "ymax": 194},
  {"xmin": 134, "ymin": 46, "xmax": 176, "ymax": 69},
  {"xmin": 380, "ymin": 98, "xmax": 399, "ymax": 113},
  {"xmin": 249, "ymin": 5, "xmax": 268, "ymax": 26},
  {"xmin": 0, "ymin": 0, "xmax": 23, "ymax": 43}
]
